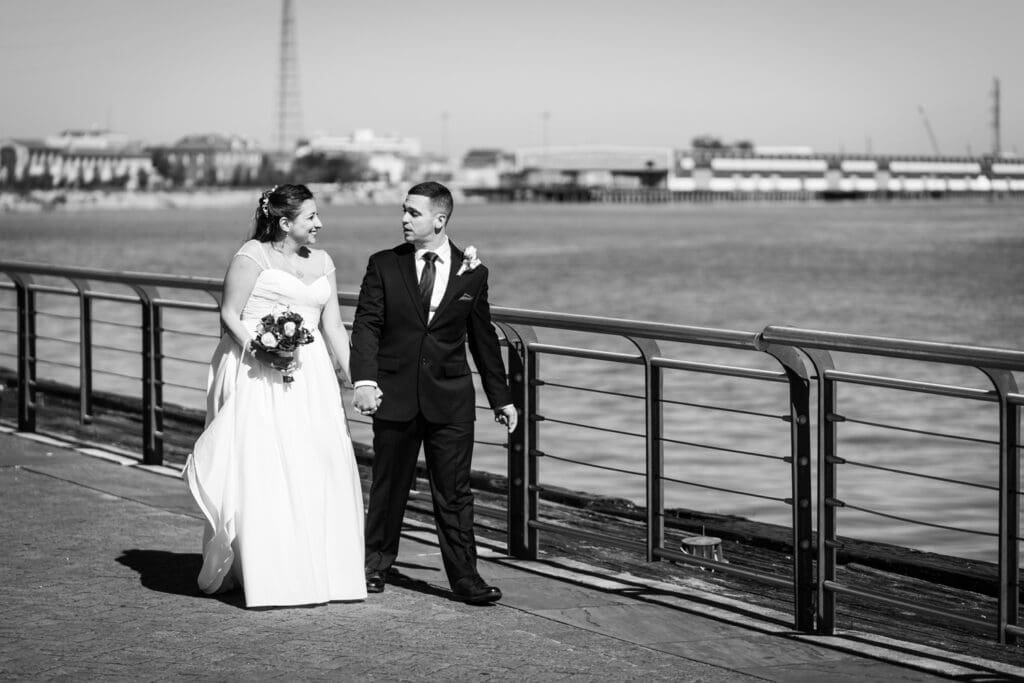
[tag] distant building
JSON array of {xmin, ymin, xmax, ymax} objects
[
  {"xmin": 458, "ymin": 148, "xmax": 516, "ymax": 188},
  {"xmin": 151, "ymin": 134, "xmax": 263, "ymax": 187},
  {"xmin": 298, "ymin": 129, "xmax": 421, "ymax": 184},
  {"xmin": 671, "ymin": 149, "xmax": 828, "ymax": 192},
  {"xmin": 516, "ymin": 145, "xmax": 674, "ymax": 189},
  {"xmin": 45, "ymin": 129, "xmax": 131, "ymax": 151},
  {"xmin": 0, "ymin": 130, "xmax": 154, "ymax": 190},
  {"xmin": 412, "ymin": 152, "xmax": 455, "ymax": 183},
  {"xmin": 670, "ymin": 148, "xmax": 1024, "ymax": 195}
]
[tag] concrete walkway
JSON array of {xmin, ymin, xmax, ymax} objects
[{"xmin": 1, "ymin": 426, "xmax": 1021, "ymax": 681}]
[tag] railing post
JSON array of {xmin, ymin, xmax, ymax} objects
[
  {"xmin": 760, "ymin": 342, "xmax": 815, "ymax": 632},
  {"xmin": 70, "ymin": 279, "xmax": 93, "ymax": 424},
  {"xmin": 627, "ymin": 336, "xmax": 664, "ymax": 563},
  {"xmin": 980, "ymin": 367, "xmax": 1020, "ymax": 645},
  {"xmin": 803, "ymin": 348, "xmax": 838, "ymax": 635},
  {"xmin": 647, "ymin": 360, "xmax": 664, "ymax": 562},
  {"xmin": 524, "ymin": 343, "xmax": 539, "ymax": 559},
  {"xmin": 11, "ymin": 274, "xmax": 37, "ymax": 432},
  {"xmin": 499, "ymin": 322, "xmax": 538, "ymax": 560},
  {"xmin": 133, "ymin": 285, "xmax": 164, "ymax": 466}
]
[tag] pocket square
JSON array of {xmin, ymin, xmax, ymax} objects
[{"xmin": 458, "ymin": 293, "xmax": 474, "ymax": 301}]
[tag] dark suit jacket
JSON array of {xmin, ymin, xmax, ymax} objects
[{"xmin": 350, "ymin": 241, "xmax": 512, "ymax": 423}]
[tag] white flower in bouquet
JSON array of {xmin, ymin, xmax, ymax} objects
[
  {"xmin": 259, "ymin": 332, "xmax": 278, "ymax": 348},
  {"xmin": 282, "ymin": 321, "xmax": 297, "ymax": 337}
]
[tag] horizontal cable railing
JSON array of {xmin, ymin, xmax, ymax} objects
[
  {"xmin": 824, "ymin": 369, "xmax": 1000, "ymax": 400},
  {"xmin": 660, "ymin": 473, "xmax": 789, "ymax": 503},
  {"xmin": 1, "ymin": 262, "xmax": 1022, "ymax": 645},
  {"xmin": 840, "ymin": 502, "xmax": 1001, "ymax": 537},
  {"xmin": 489, "ymin": 308, "xmax": 816, "ymax": 632},
  {"xmin": 0, "ymin": 261, "xmax": 506, "ymax": 469},
  {"xmin": 839, "ymin": 457, "xmax": 999, "ymax": 490},
  {"xmin": 838, "ymin": 415, "xmax": 1000, "ymax": 445},
  {"xmin": 760, "ymin": 326, "xmax": 1024, "ymax": 370},
  {"xmin": 761, "ymin": 325, "xmax": 1023, "ymax": 645}
]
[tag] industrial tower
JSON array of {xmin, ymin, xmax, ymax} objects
[
  {"xmin": 275, "ymin": 0, "xmax": 303, "ymax": 153},
  {"xmin": 991, "ymin": 77, "xmax": 1001, "ymax": 158}
]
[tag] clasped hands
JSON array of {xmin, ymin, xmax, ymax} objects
[{"xmin": 352, "ymin": 385, "xmax": 383, "ymax": 416}]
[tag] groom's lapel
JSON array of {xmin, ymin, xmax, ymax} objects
[
  {"xmin": 397, "ymin": 247, "xmax": 428, "ymax": 325},
  {"xmin": 430, "ymin": 244, "xmax": 464, "ymax": 326}
]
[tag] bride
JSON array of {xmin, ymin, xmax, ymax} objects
[{"xmin": 183, "ymin": 184, "xmax": 367, "ymax": 607}]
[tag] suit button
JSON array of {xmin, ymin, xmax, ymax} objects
[{"xmin": 421, "ymin": 357, "xmax": 430, "ymax": 366}]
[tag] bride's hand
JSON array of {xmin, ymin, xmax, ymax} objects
[
  {"xmin": 252, "ymin": 346, "xmax": 295, "ymax": 372},
  {"xmin": 352, "ymin": 385, "xmax": 380, "ymax": 415}
]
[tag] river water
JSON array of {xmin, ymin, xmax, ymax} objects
[{"xmin": 2, "ymin": 198, "xmax": 1022, "ymax": 561}]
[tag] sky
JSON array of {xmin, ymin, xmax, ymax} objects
[{"xmin": 1, "ymin": 0, "xmax": 1022, "ymax": 159}]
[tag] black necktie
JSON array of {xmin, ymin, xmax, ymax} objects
[{"xmin": 418, "ymin": 252, "xmax": 438, "ymax": 318}]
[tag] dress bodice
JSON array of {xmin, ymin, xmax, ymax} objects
[
  {"xmin": 233, "ymin": 240, "xmax": 335, "ymax": 333},
  {"xmin": 242, "ymin": 270, "xmax": 330, "ymax": 330}
]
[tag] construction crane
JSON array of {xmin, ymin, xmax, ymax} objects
[{"xmin": 917, "ymin": 105, "xmax": 941, "ymax": 156}]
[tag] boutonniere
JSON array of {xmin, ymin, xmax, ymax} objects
[{"xmin": 456, "ymin": 245, "xmax": 481, "ymax": 276}]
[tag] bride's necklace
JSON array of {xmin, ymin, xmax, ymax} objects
[{"xmin": 271, "ymin": 241, "xmax": 304, "ymax": 279}]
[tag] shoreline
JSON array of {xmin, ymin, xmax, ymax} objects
[
  {"xmin": 0, "ymin": 184, "xmax": 415, "ymax": 213},
  {"xmin": 4, "ymin": 186, "xmax": 1022, "ymax": 213}
]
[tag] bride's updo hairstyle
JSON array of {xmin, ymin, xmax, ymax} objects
[{"xmin": 251, "ymin": 184, "xmax": 314, "ymax": 242}]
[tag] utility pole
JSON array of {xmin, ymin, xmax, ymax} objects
[
  {"xmin": 441, "ymin": 110, "xmax": 450, "ymax": 162},
  {"xmin": 917, "ymin": 105, "xmax": 941, "ymax": 156},
  {"xmin": 276, "ymin": 0, "xmax": 303, "ymax": 153},
  {"xmin": 991, "ymin": 77, "xmax": 1001, "ymax": 158}
]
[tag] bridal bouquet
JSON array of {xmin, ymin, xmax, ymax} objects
[{"xmin": 250, "ymin": 309, "xmax": 315, "ymax": 384}]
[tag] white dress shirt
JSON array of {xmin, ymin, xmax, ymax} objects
[{"xmin": 415, "ymin": 238, "xmax": 451, "ymax": 325}]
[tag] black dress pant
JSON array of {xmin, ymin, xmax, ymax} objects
[{"xmin": 364, "ymin": 414, "xmax": 478, "ymax": 585}]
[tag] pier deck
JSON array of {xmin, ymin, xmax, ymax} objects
[{"xmin": 2, "ymin": 427, "xmax": 1022, "ymax": 681}]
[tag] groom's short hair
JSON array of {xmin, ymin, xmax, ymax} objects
[{"xmin": 408, "ymin": 181, "xmax": 453, "ymax": 219}]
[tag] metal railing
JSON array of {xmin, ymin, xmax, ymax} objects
[
  {"xmin": 759, "ymin": 326, "xmax": 1023, "ymax": 644},
  {"xmin": 1, "ymin": 260, "xmax": 1020, "ymax": 644},
  {"xmin": 491, "ymin": 308, "xmax": 815, "ymax": 632}
]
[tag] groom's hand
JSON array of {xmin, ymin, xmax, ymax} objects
[
  {"xmin": 494, "ymin": 405, "xmax": 518, "ymax": 432},
  {"xmin": 353, "ymin": 385, "xmax": 381, "ymax": 416}
]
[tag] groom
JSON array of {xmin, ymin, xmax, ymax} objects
[{"xmin": 350, "ymin": 181, "xmax": 518, "ymax": 604}]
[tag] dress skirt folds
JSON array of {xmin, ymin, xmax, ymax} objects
[{"xmin": 183, "ymin": 256, "xmax": 366, "ymax": 608}]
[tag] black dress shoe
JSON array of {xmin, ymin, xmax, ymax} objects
[
  {"xmin": 366, "ymin": 570, "xmax": 386, "ymax": 594},
  {"xmin": 452, "ymin": 577, "xmax": 502, "ymax": 605}
]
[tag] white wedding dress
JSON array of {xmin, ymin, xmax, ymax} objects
[{"xmin": 183, "ymin": 241, "xmax": 366, "ymax": 607}]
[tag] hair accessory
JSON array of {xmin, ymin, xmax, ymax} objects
[{"xmin": 259, "ymin": 185, "xmax": 278, "ymax": 217}]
